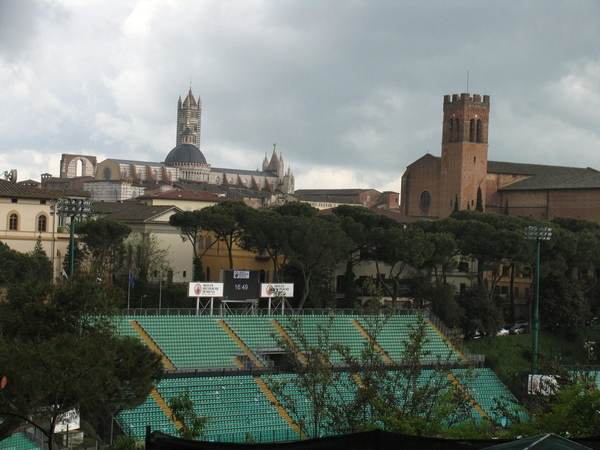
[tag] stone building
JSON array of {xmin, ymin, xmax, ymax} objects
[
  {"xmin": 291, "ymin": 189, "xmax": 399, "ymax": 210},
  {"xmin": 82, "ymin": 88, "xmax": 294, "ymax": 203},
  {"xmin": 401, "ymin": 93, "xmax": 600, "ymax": 223}
]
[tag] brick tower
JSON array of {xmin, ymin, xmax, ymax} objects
[
  {"xmin": 176, "ymin": 88, "xmax": 202, "ymax": 150},
  {"xmin": 440, "ymin": 93, "xmax": 490, "ymax": 217}
]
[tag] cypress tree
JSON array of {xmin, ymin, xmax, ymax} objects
[{"xmin": 476, "ymin": 187, "xmax": 483, "ymax": 212}]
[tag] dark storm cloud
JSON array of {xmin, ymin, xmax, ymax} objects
[{"xmin": 0, "ymin": 1, "xmax": 599, "ymax": 190}]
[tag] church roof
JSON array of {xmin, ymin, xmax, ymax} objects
[
  {"xmin": 489, "ymin": 161, "xmax": 600, "ymax": 190},
  {"xmin": 173, "ymin": 181, "xmax": 226, "ymax": 194},
  {"xmin": 165, "ymin": 143, "xmax": 208, "ymax": 165},
  {"xmin": 182, "ymin": 88, "xmax": 199, "ymax": 108},
  {"xmin": 211, "ymin": 167, "xmax": 277, "ymax": 177},
  {"xmin": 138, "ymin": 189, "xmax": 225, "ymax": 202},
  {"xmin": 406, "ymin": 154, "xmax": 600, "ymax": 191}
]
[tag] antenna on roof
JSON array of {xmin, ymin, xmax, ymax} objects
[
  {"xmin": 2, "ymin": 169, "xmax": 17, "ymax": 182},
  {"xmin": 466, "ymin": 70, "xmax": 469, "ymax": 94}
]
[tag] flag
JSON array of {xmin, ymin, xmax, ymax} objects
[{"xmin": 129, "ymin": 271, "xmax": 134, "ymax": 288}]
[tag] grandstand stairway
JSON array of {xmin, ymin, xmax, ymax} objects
[
  {"xmin": 129, "ymin": 320, "xmax": 176, "ymax": 371},
  {"xmin": 254, "ymin": 377, "xmax": 304, "ymax": 438},
  {"xmin": 446, "ymin": 372, "xmax": 488, "ymax": 419},
  {"xmin": 427, "ymin": 319, "xmax": 468, "ymax": 363},
  {"xmin": 270, "ymin": 318, "xmax": 308, "ymax": 364},
  {"xmin": 351, "ymin": 318, "xmax": 394, "ymax": 364},
  {"xmin": 151, "ymin": 389, "xmax": 183, "ymax": 430},
  {"xmin": 217, "ymin": 319, "xmax": 264, "ymax": 368}
]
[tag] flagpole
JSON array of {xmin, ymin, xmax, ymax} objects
[{"xmin": 127, "ymin": 270, "xmax": 131, "ymax": 311}]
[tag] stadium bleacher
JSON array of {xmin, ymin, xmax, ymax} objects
[
  {"xmin": 0, "ymin": 433, "xmax": 39, "ymax": 450},
  {"xmin": 115, "ymin": 312, "xmax": 522, "ymax": 443}
]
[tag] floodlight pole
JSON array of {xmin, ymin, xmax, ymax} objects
[
  {"xmin": 524, "ymin": 225, "xmax": 552, "ymax": 374},
  {"xmin": 69, "ymin": 217, "xmax": 76, "ymax": 277},
  {"xmin": 52, "ymin": 198, "xmax": 93, "ymax": 278}
]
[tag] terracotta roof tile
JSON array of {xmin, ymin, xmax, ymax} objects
[
  {"xmin": 99, "ymin": 204, "xmax": 180, "ymax": 222},
  {"xmin": 0, "ymin": 179, "xmax": 64, "ymax": 200}
]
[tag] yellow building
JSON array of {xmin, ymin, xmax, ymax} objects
[{"xmin": 0, "ymin": 179, "xmax": 70, "ymax": 279}]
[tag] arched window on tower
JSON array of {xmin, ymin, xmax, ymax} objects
[
  {"xmin": 454, "ymin": 118, "xmax": 459, "ymax": 142},
  {"xmin": 469, "ymin": 119, "xmax": 476, "ymax": 142},
  {"xmin": 448, "ymin": 118, "xmax": 454, "ymax": 142},
  {"xmin": 477, "ymin": 119, "xmax": 483, "ymax": 143}
]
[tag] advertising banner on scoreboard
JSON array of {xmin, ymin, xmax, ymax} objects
[
  {"xmin": 188, "ymin": 282, "xmax": 224, "ymax": 297},
  {"xmin": 260, "ymin": 283, "xmax": 294, "ymax": 298}
]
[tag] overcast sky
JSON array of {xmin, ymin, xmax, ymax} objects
[{"xmin": 1, "ymin": 0, "xmax": 599, "ymax": 192}]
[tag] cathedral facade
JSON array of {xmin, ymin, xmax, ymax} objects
[
  {"xmin": 401, "ymin": 93, "xmax": 600, "ymax": 223},
  {"xmin": 82, "ymin": 88, "xmax": 294, "ymax": 203}
]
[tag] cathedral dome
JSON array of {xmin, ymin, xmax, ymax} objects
[{"xmin": 165, "ymin": 143, "xmax": 207, "ymax": 165}]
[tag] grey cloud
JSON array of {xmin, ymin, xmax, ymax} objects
[{"xmin": 1, "ymin": 0, "xmax": 600, "ymax": 187}]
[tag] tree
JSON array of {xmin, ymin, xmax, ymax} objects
[
  {"xmin": 169, "ymin": 210, "xmax": 215, "ymax": 281},
  {"xmin": 199, "ymin": 201, "xmax": 255, "ymax": 269},
  {"xmin": 371, "ymin": 226, "xmax": 435, "ymax": 307},
  {"xmin": 363, "ymin": 316, "xmax": 475, "ymax": 437},
  {"xmin": 450, "ymin": 211, "xmax": 535, "ymax": 300},
  {"xmin": 30, "ymin": 236, "xmax": 53, "ymax": 283},
  {"xmin": 168, "ymin": 389, "xmax": 208, "ymax": 440},
  {"xmin": 332, "ymin": 205, "xmax": 398, "ymax": 266},
  {"xmin": 265, "ymin": 315, "xmax": 353, "ymax": 438},
  {"xmin": 0, "ymin": 273, "xmax": 163, "ymax": 449},
  {"xmin": 127, "ymin": 231, "xmax": 172, "ymax": 284},
  {"xmin": 243, "ymin": 210, "xmax": 293, "ymax": 282},
  {"xmin": 476, "ymin": 187, "xmax": 483, "ymax": 212},
  {"xmin": 509, "ymin": 348, "xmax": 600, "ymax": 438},
  {"xmin": 456, "ymin": 285, "xmax": 503, "ymax": 336},
  {"xmin": 62, "ymin": 240, "xmax": 87, "ymax": 276},
  {"xmin": 107, "ymin": 435, "xmax": 138, "ymax": 450},
  {"xmin": 76, "ymin": 219, "xmax": 131, "ymax": 280},
  {"xmin": 286, "ymin": 215, "xmax": 350, "ymax": 309},
  {"xmin": 0, "ymin": 242, "xmax": 52, "ymax": 287},
  {"xmin": 340, "ymin": 260, "xmax": 358, "ymax": 308},
  {"xmin": 409, "ymin": 220, "xmax": 458, "ymax": 283},
  {"xmin": 539, "ymin": 275, "xmax": 588, "ymax": 337},
  {"xmin": 273, "ymin": 201, "xmax": 319, "ymax": 218}
]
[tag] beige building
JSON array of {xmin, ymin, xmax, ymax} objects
[{"xmin": 0, "ymin": 179, "xmax": 70, "ymax": 279}]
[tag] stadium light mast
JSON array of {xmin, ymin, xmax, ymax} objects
[
  {"xmin": 524, "ymin": 225, "xmax": 552, "ymax": 374},
  {"xmin": 51, "ymin": 198, "xmax": 93, "ymax": 277}
]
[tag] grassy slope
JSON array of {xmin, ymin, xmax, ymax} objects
[{"xmin": 463, "ymin": 325, "xmax": 600, "ymax": 389}]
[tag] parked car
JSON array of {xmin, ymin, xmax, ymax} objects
[
  {"xmin": 509, "ymin": 324, "xmax": 527, "ymax": 335},
  {"xmin": 496, "ymin": 327, "xmax": 510, "ymax": 336},
  {"xmin": 467, "ymin": 330, "xmax": 485, "ymax": 340},
  {"xmin": 514, "ymin": 320, "xmax": 528, "ymax": 327}
]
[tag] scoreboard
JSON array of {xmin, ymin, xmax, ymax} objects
[{"xmin": 221, "ymin": 270, "xmax": 262, "ymax": 300}]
